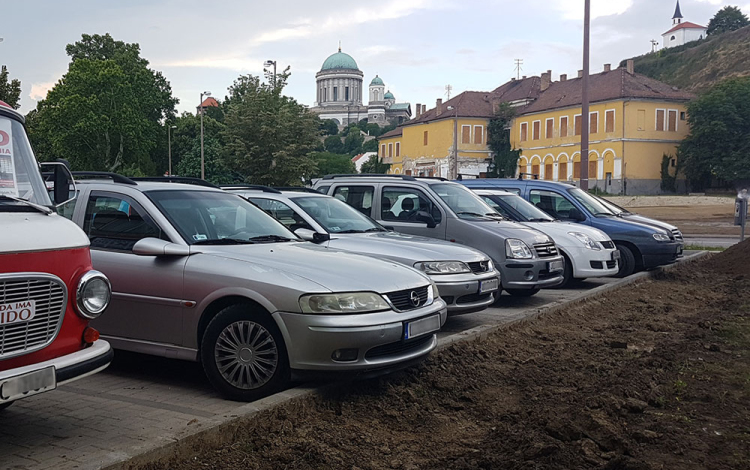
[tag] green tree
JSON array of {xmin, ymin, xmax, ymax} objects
[
  {"xmin": 679, "ymin": 77, "xmax": 750, "ymax": 189},
  {"xmin": 0, "ymin": 66, "xmax": 22, "ymax": 109},
  {"xmin": 707, "ymin": 6, "xmax": 749, "ymax": 36},
  {"xmin": 362, "ymin": 139, "xmax": 379, "ymax": 153},
  {"xmin": 175, "ymin": 137, "xmax": 235, "ymax": 185},
  {"xmin": 360, "ymin": 155, "xmax": 390, "ymax": 174},
  {"xmin": 487, "ymin": 103, "xmax": 521, "ymax": 178},
  {"xmin": 344, "ymin": 126, "xmax": 364, "ymax": 155},
  {"xmin": 324, "ymin": 135, "xmax": 345, "ymax": 153},
  {"xmin": 320, "ymin": 119, "xmax": 339, "ymax": 136},
  {"xmin": 222, "ymin": 73, "xmax": 319, "ymax": 186},
  {"xmin": 310, "ymin": 152, "xmax": 356, "ymax": 177}
]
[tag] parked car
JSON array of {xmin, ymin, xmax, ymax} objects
[
  {"xmin": 226, "ymin": 186, "xmax": 500, "ymax": 314},
  {"xmin": 313, "ymin": 175, "xmax": 564, "ymax": 297},
  {"xmin": 472, "ymin": 189, "xmax": 619, "ymax": 286},
  {"xmin": 58, "ymin": 174, "xmax": 448, "ymax": 401},
  {"xmin": 0, "ymin": 101, "xmax": 113, "ymax": 411},
  {"xmin": 459, "ymin": 179, "xmax": 682, "ymax": 277}
]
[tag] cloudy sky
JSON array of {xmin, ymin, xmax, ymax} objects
[{"xmin": 2, "ymin": 0, "xmax": 748, "ymax": 115}]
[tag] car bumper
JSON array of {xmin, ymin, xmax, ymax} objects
[
  {"xmin": 273, "ymin": 299, "xmax": 448, "ymax": 373},
  {"xmin": 0, "ymin": 340, "xmax": 113, "ymax": 404},
  {"xmin": 433, "ymin": 273, "xmax": 499, "ymax": 315},
  {"xmin": 501, "ymin": 256, "xmax": 564, "ymax": 289},
  {"xmin": 642, "ymin": 242, "xmax": 681, "ymax": 268},
  {"xmin": 567, "ymin": 246, "xmax": 620, "ymax": 278}
]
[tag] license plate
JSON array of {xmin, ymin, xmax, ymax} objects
[
  {"xmin": 479, "ymin": 278, "xmax": 499, "ymax": 293},
  {"xmin": 677, "ymin": 246, "xmax": 683, "ymax": 255},
  {"xmin": 0, "ymin": 367, "xmax": 56, "ymax": 402},
  {"xmin": 611, "ymin": 250, "xmax": 621, "ymax": 261},
  {"xmin": 404, "ymin": 314, "xmax": 441, "ymax": 340},
  {"xmin": 548, "ymin": 260, "xmax": 564, "ymax": 273}
]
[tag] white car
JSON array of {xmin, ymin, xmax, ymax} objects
[{"xmin": 473, "ymin": 189, "xmax": 619, "ymax": 286}]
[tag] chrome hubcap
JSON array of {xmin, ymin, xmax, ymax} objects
[{"xmin": 215, "ymin": 321, "xmax": 278, "ymax": 390}]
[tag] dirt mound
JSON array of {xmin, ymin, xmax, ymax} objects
[{"xmin": 705, "ymin": 238, "xmax": 750, "ymax": 276}]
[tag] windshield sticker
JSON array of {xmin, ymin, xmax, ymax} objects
[
  {"xmin": 0, "ymin": 119, "xmax": 19, "ymax": 198},
  {"xmin": 193, "ymin": 234, "xmax": 208, "ymax": 241}
]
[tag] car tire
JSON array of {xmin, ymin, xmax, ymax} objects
[
  {"xmin": 201, "ymin": 304, "xmax": 289, "ymax": 402},
  {"xmin": 506, "ymin": 287, "xmax": 541, "ymax": 297},
  {"xmin": 555, "ymin": 254, "xmax": 575, "ymax": 289},
  {"xmin": 615, "ymin": 244, "xmax": 636, "ymax": 278}
]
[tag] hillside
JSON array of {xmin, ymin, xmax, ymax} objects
[{"xmin": 621, "ymin": 25, "xmax": 750, "ymax": 94}]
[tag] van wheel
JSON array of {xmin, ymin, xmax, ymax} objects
[
  {"xmin": 506, "ymin": 287, "xmax": 541, "ymax": 297},
  {"xmin": 0, "ymin": 401, "xmax": 13, "ymax": 411},
  {"xmin": 615, "ymin": 244, "xmax": 636, "ymax": 278},
  {"xmin": 201, "ymin": 304, "xmax": 289, "ymax": 402}
]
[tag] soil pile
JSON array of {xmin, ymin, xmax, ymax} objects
[{"xmin": 135, "ymin": 253, "xmax": 750, "ymax": 470}]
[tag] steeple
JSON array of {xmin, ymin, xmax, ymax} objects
[{"xmin": 673, "ymin": 1, "xmax": 683, "ymax": 25}]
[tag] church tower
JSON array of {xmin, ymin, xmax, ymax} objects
[{"xmin": 672, "ymin": 0, "xmax": 683, "ymax": 25}]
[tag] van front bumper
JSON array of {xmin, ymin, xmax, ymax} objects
[{"xmin": 501, "ymin": 256, "xmax": 565, "ymax": 289}]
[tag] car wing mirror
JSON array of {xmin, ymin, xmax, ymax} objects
[
  {"xmin": 295, "ymin": 228, "xmax": 330, "ymax": 244},
  {"xmin": 133, "ymin": 238, "xmax": 191, "ymax": 256},
  {"xmin": 40, "ymin": 160, "xmax": 77, "ymax": 207},
  {"xmin": 415, "ymin": 210, "xmax": 437, "ymax": 228},
  {"xmin": 569, "ymin": 207, "xmax": 587, "ymax": 222}
]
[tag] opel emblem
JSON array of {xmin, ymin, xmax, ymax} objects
[{"xmin": 409, "ymin": 291, "xmax": 421, "ymax": 307}]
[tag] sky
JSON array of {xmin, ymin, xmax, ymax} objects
[{"xmin": 2, "ymin": 0, "xmax": 748, "ymax": 116}]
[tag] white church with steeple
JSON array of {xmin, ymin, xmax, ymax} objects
[{"xmin": 662, "ymin": 0, "xmax": 707, "ymax": 48}]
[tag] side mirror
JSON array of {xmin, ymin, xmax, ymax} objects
[
  {"xmin": 133, "ymin": 238, "xmax": 191, "ymax": 257},
  {"xmin": 415, "ymin": 210, "xmax": 437, "ymax": 228},
  {"xmin": 40, "ymin": 160, "xmax": 76, "ymax": 207},
  {"xmin": 568, "ymin": 207, "xmax": 587, "ymax": 222},
  {"xmin": 295, "ymin": 228, "xmax": 330, "ymax": 244}
]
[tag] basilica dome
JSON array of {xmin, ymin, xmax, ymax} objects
[{"xmin": 321, "ymin": 50, "xmax": 359, "ymax": 71}]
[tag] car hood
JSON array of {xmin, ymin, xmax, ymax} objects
[
  {"xmin": 467, "ymin": 219, "xmax": 553, "ymax": 245},
  {"xmin": 2, "ymin": 212, "xmax": 89, "ymax": 253},
  {"xmin": 326, "ymin": 231, "xmax": 489, "ymax": 264},
  {"xmin": 621, "ymin": 213, "xmax": 678, "ymax": 232},
  {"xmin": 193, "ymin": 241, "xmax": 431, "ymax": 293},
  {"xmin": 522, "ymin": 221, "xmax": 612, "ymax": 242}
]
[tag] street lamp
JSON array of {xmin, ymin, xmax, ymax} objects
[
  {"xmin": 447, "ymin": 105, "xmax": 459, "ymax": 179},
  {"xmin": 167, "ymin": 125, "xmax": 177, "ymax": 176},
  {"xmin": 200, "ymin": 91, "xmax": 211, "ymax": 180},
  {"xmin": 580, "ymin": 0, "xmax": 591, "ymax": 190},
  {"xmin": 264, "ymin": 60, "xmax": 277, "ymax": 88}
]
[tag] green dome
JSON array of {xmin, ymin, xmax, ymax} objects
[
  {"xmin": 321, "ymin": 51, "xmax": 359, "ymax": 71},
  {"xmin": 370, "ymin": 75, "xmax": 384, "ymax": 86},
  {"xmin": 384, "ymin": 90, "xmax": 395, "ymax": 99}
]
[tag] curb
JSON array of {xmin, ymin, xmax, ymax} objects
[{"xmin": 107, "ymin": 251, "xmax": 709, "ymax": 470}]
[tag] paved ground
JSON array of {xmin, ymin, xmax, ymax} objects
[{"xmin": 0, "ymin": 262, "xmax": 689, "ymax": 470}]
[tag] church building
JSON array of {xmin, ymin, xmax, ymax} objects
[{"xmin": 662, "ymin": 1, "xmax": 707, "ymax": 48}]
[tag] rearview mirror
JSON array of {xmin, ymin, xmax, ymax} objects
[
  {"xmin": 295, "ymin": 228, "xmax": 330, "ymax": 244},
  {"xmin": 568, "ymin": 207, "xmax": 587, "ymax": 222},
  {"xmin": 133, "ymin": 238, "xmax": 191, "ymax": 257},
  {"xmin": 415, "ymin": 211, "xmax": 437, "ymax": 228}
]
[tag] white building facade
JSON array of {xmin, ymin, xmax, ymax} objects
[{"xmin": 662, "ymin": 0, "xmax": 707, "ymax": 48}]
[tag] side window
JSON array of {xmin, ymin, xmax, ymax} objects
[
  {"xmin": 83, "ymin": 193, "xmax": 164, "ymax": 251},
  {"xmin": 382, "ymin": 186, "xmax": 442, "ymax": 224},
  {"xmin": 332, "ymin": 185, "xmax": 374, "ymax": 217},
  {"xmin": 55, "ymin": 190, "xmax": 79, "ymax": 220},
  {"xmin": 247, "ymin": 198, "xmax": 314, "ymax": 232},
  {"xmin": 529, "ymin": 190, "xmax": 574, "ymax": 219}
]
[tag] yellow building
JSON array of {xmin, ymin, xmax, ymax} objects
[{"xmin": 512, "ymin": 62, "xmax": 693, "ymax": 194}]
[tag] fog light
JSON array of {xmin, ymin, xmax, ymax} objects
[
  {"xmin": 524, "ymin": 270, "xmax": 534, "ymax": 281},
  {"xmin": 331, "ymin": 348, "xmax": 359, "ymax": 362},
  {"xmin": 83, "ymin": 327, "xmax": 100, "ymax": 344}
]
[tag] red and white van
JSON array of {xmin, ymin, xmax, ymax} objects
[{"xmin": 0, "ymin": 100, "xmax": 113, "ymax": 411}]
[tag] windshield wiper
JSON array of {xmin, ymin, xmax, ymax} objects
[
  {"xmin": 335, "ymin": 229, "xmax": 366, "ymax": 234},
  {"xmin": 456, "ymin": 211, "xmax": 492, "ymax": 218},
  {"xmin": 193, "ymin": 238, "xmax": 255, "ymax": 245},
  {"xmin": 248, "ymin": 234, "xmax": 295, "ymax": 243},
  {"xmin": 0, "ymin": 195, "xmax": 53, "ymax": 215},
  {"xmin": 365, "ymin": 227, "xmax": 386, "ymax": 232},
  {"xmin": 592, "ymin": 212, "xmax": 613, "ymax": 217},
  {"xmin": 527, "ymin": 218, "xmax": 551, "ymax": 222}
]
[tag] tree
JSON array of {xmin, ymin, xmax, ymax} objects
[
  {"xmin": 487, "ymin": 103, "xmax": 521, "ymax": 178},
  {"xmin": 344, "ymin": 126, "xmax": 365, "ymax": 155},
  {"xmin": 320, "ymin": 119, "xmax": 339, "ymax": 136},
  {"xmin": 176, "ymin": 136, "xmax": 235, "ymax": 185},
  {"xmin": 169, "ymin": 111, "xmax": 226, "ymax": 176},
  {"xmin": 679, "ymin": 77, "xmax": 750, "ymax": 189},
  {"xmin": 360, "ymin": 155, "xmax": 390, "ymax": 174},
  {"xmin": 0, "ymin": 66, "xmax": 22, "ymax": 109},
  {"xmin": 324, "ymin": 135, "xmax": 345, "ymax": 153},
  {"xmin": 362, "ymin": 139, "xmax": 379, "ymax": 153},
  {"xmin": 707, "ymin": 6, "xmax": 749, "ymax": 36},
  {"xmin": 310, "ymin": 152, "xmax": 356, "ymax": 177},
  {"xmin": 222, "ymin": 73, "xmax": 319, "ymax": 186}
]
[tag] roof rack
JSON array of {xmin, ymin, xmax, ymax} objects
[
  {"xmin": 517, "ymin": 173, "xmax": 540, "ymax": 180},
  {"xmin": 129, "ymin": 176, "xmax": 219, "ymax": 188},
  {"xmin": 273, "ymin": 187, "xmax": 323, "ymax": 193},
  {"xmin": 322, "ymin": 174, "xmax": 416, "ymax": 181},
  {"xmin": 415, "ymin": 176, "xmax": 449, "ymax": 182},
  {"xmin": 221, "ymin": 184, "xmax": 282, "ymax": 194},
  {"xmin": 72, "ymin": 172, "xmax": 138, "ymax": 185}
]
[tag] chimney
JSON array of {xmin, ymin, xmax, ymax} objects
[
  {"xmin": 541, "ymin": 70, "xmax": 552, "ymax": 92},
  {"xmin": 604, "ymin": 63, "xmax": 611, "ymax": 72},
  {"xmin": 578, "ymin": 70, "xmax": 583, "ymax": 78},
  {"xmin": 626, "ymin": 59, "xmax": 635, "ymax": 75},
  {"xmin": 423, "ymin": 104, "xmax": 427, "ymax": 115},
  {"xmin": 436, "ymin": 98, "xmax": 443, "ymax": 116},
  {"xmin": 522, "ymin": 75, "xmax": 527, "ymax": 79},
  {"xmin": 560, "ymin": 74, "xmax": 567, "ymax": 82},
  {"xmin": 416, "ymin": 103, "xmax": 422, "ymax": 118}
]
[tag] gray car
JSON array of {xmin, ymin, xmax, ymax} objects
[
  {"xmin": 226, "ymin": 187, "xmax": 500, "ymax": 314},
  {"xmin": 59, "ymin": 175, "xmax": 448, "ymax": 401},
  {"xmin": 313, "ymin": 175, "xmax": 564, "ymax": 296}
]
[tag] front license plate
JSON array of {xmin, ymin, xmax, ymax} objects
[
  {"xmin": 548, "ymin": 260, "xmax": 564, "ymax": 273},
  {"xmin": 0, "ymin": 367, "xmax": 56, "ymax": 402},
  {"xmin": 611, "ymin": 250, "xmax": 621, "ymax": 261},
  {"xmin": 479, "ymin": 278, "xmax": 499, "ymax": 294},
  {"xmin": 405, "ymin": 314, "xmax": 441, "ymax": 340}
]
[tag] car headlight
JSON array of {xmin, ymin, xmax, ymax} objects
[
  {"xmin": 76, "ymin": 270, "xmax": 111, "ymax": 319},
  {"xmin": 652, "ymin": 233, "xmax": 671, "ymax": 242},
  {"xmin": 430, "ymin": 283, "xmax": 439, "ymax": 301},
  {"xmin": 486, "ymin": 259, "xmax": 495, "ymax": 272},
  {"xmin": 568, "ymin": 232, "xmax": 601, "ymax": 250},
  {"xmin": 299, "ymin": 292, "xmax": 390, "ymax": 314},
  {"xmin": 505, "ymin": 239, "xmax": 533, "ymax": 259},
  {"xmin": 413, "ymin": 261, "xmax": 471, "ymax": 274}
]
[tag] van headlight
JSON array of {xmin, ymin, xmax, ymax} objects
[
  {"xmin": 652, "ymin": 232, "xmax": 671, "ymax": 242},
  {"xmin": 568, "ymin": 232, "xmax": 601, "ymax": 250},
  {"xmin": 505, "ymin": 239, "xmax": 533, "ymax": 259},
  {"xmin": 299, "ymin": 292, "xmax": 390, "ymax": 314},
  {"xmin": 414, "ymin": 261, "xmax": 471, "ymax": 274},
  {"xmin": 76, "ymin": 271, "xmax": 111, "ymax": 319}
]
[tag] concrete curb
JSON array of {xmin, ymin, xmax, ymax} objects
[{"xmin": 107, "ymin": 251, "xmax": 710, "ymax": 470}]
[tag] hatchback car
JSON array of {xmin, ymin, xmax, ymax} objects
[
  {"xmin": 58, "ymin": 175, "xmax": 448, "ymax": 401},
  {"xmin": 226, "ymin": 186, "xmax": 500, "ymax": 314}
]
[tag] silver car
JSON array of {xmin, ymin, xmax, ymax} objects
[
  {"xmin": 225, "ymin": 187, "xmax": 500, "ymax": 314},
  {"xmin": 60, "ymin": 175, "xmax": 448, "ymax": 401}
]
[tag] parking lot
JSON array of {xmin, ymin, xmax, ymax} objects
[{"xmin": 0, "ymin": 273, "xmax": 631, "ymax": 470}]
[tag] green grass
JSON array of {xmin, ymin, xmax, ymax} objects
[{"xmin": 684, "ymin": 245, "xmax": 727, "ymax": 252}]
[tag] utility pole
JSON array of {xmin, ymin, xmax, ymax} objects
[
  {"xmin": 580, "ymin": 0, "xmax": 591, "ymax": 191},
  {"xmin": 200, "ymin": 91, "xmax": 211, "ymax": 180},
  {"xmin": 650, "ymin": 39, "xmax": 659, "ymax": 52},
  {"xmin": 168, "ymin": 125, "xmax": 177, "ymax": 176},
  {"xmin": 448, "ymin": 105, "xmax": 459, "ymax": 179},
  {"xmin": 514, "ymin": 59, "xmax": 523, "ymax": 80},
  {"xmin": 264, "ymin": 60, "xmax": 277, "ymax": 88}
]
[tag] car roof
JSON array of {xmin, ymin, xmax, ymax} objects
[
  {"xmin": 472, "ymin": 189, "xmax": 514, "ymax": 195},
  {"xmin": 318, "ymin": 175, "xmax": 457, "ymax": 186},
  {"xmin": 74, "ymin": 179, "xmax": 226, "ymax": 193}
]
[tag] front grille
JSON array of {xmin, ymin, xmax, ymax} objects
[
  {"xmin": 590, "ymin": 261, "xmax": 603, "ymax": 269},
  {"xmin": 0, "ymin": 275, "xmax": 67, "ymax": 359},
  {"xmin": 533, "ymin": 242, "xmax": 558, "ymax": 258},
  {"xmin": 365, "ymin": 334, "xmax": 433, "ymax": 360},
  {"xmin": 457, "ymin": 292, "xmax": 493, "ymax": 305},
  {"xmin": 467, "ymin": 260, "xmax": 491, "ymax": 273},
  {"xmin": 601, "ymin": 240, "xmax": 615, "ymax": 249},
  {"xmin": 606, "ymin": 260, "xmax": 617, "ymax": 269},
  {"xmin": 671, "ymin": 229, "xmax": 683, "ymax": 242},
  {"xmin": 385, "ymin": 286, "xmax": 429, "ymax": 312}
]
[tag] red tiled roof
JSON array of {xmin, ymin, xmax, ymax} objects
[
  {"xmin": 198, "ymin": 97, "xmax": 219, "ymax": 108},
  {"xmin": 663, "ymin": 21, "xmax": 706, "ymax": 35},
  {"xmin": 379, "ymin": 127, "xmax": 403, "ymax": 139}
]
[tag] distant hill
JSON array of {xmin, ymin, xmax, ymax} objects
[{"xmin": 620, "ymin": 25, "xmax": 750, "ymax": 94}]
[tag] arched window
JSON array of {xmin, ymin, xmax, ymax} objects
[{"xmin": 671, "ymin": 35, "xmax": 676, "ymax": 41}]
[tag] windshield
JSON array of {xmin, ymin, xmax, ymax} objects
[
  {"xmin": 293, "ymin": 196, "xmax": 384, "ymax": 233},
  {"xmin": 0, "ymin": 115, "xmax": 52, "ymax": 209},
  {"xmin": 594, "ymin": 195, "xmax": 627, "ymax": 214},
  {"xmin": 485, "ymin": 193, "xmax": 554, "ymax": 222},
  {"xmin": 568, "ymin": 188, "xmax": 616, "ymax": 217},
  {"xmin": 148, "ymin": 190, "xmax": 297, "ymax": 245},
  {"xmin": 431, "ymin": 183, "xmax": 500, "ymax": 220}
]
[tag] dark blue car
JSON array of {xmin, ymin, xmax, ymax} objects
[{"xmin": 459, "ymin": 179, "xmax": 682, "ymax": 277}]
